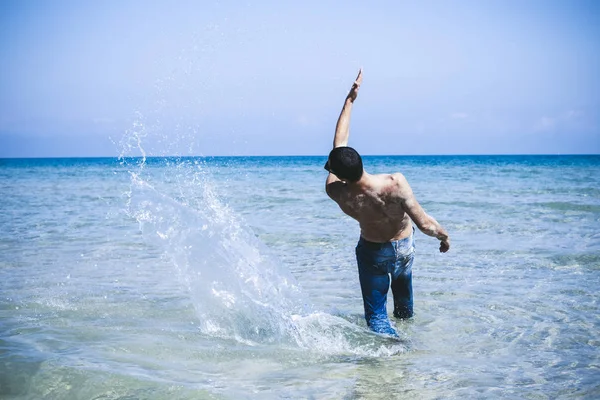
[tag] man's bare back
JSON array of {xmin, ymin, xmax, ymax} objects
[
  {"xmin": 325, "ymin": 69, "xmax": 450, "ymax": 252},
  {"xmin": 326, "ymin": 173, "xmax": 412, "ymax": 242}
]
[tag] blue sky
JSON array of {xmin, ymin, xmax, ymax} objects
[{"xmin": 1, "ymin": 0, "xmax": 598, "ymax": 157}]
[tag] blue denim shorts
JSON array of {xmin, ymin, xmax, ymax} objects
[{"xmin": 355, "ymin": 231, "xmax": 415, "ymax": 336}]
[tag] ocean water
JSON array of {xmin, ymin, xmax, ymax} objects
[{"xmin": 1, "ymin": 154, "xmax": 599, "ymax": 399}]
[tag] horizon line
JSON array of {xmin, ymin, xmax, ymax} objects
[{"xmin": 2, "ymin": 153, "xmax": 600, "ymax": 160}]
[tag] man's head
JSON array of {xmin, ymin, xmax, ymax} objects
[{"xmin": 324, "ymin": 146, "xmax": 364, "ymax": 182}]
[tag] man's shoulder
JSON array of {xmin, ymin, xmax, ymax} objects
[
  {"xmin": 379, "ymin": 172, "xmax": 408, "ymax": 187},
  {"xmin": 390, "ymin": 172, "xmax": 406, "ymax": 181},
  {"xmin": 381, "ymin": 172, "xmax": 412, "ymax": 199},
  {"xmin": 325, "ymin": 179, "xmax": 346, "ymax": 200}
]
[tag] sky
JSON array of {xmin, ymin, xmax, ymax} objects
[{"xmin": 0, "ymin": 0, "xmax": 599, "ymax": 157}]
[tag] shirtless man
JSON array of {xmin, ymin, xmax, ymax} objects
[{"xmin": 325, "ymin": 69, "xmax": 450, "ymax": 336}]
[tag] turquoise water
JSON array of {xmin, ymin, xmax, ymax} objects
[{"xmin": 1, "ymin": 155, "xmax": 599, "ymax": 399}]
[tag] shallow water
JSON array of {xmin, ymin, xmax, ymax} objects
[{"xmin": 1, "ymin": 155, "xmax": 599, "ymax": 399}]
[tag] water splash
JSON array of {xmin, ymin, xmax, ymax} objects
[{"xmin": 127, "ymin": 167, "xmax": 309, "ymax": 345}]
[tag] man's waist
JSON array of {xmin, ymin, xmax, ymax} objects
[
  {"xmin": 359, "ymin": 226, "xmax": 414, "ymax": 245},
  {"xmin": 358, "ymin": 232, "xmax": 413, "ymax": 249}
]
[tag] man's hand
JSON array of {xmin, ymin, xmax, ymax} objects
[
  {"xmin": 439, "ymin": 239, "xmax": 450, "ymax": 253},
  {"xmin": 346, "ymin": 68, "xmax": 363, "ymax": 102}
]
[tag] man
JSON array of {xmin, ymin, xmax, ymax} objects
[{"xmin": 325, "ymin": 69, "xmax": 450, "ymax": 337}]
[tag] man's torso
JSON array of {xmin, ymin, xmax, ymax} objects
[{"xmin": 332, "ymin": 173, "xmax": 413, "ymax": 243}]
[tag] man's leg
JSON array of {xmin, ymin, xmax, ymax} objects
[
  {"xmin": 356, "ymin": 244, "xmax": 398, "ymax": 336},
  {"xmin": 391, "ymin": 266, "xmax": 413, "ymax": 319},
  {"xmin": 391, "ymin": 237, "xmax": 415, "ymax": 319}
]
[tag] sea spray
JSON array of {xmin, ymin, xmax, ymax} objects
[{"xmin": 126, "ymin": 162, "xmax": 310, "ymax": 345}]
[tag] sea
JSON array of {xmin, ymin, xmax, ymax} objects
[{"xmin": 1, "ymin": 154, "xmax": 599, "ymax": 399}]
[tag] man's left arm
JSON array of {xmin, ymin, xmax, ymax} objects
[{"xmin": 394, "ymin": 174, "xmax": 451, "ymax": 253}]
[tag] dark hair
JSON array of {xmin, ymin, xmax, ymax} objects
[{"xmin": 324, "ymin": 146, "xmax": 363, "ymax": 182}]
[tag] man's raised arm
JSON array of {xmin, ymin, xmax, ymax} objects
[{"xmin": 333, "ymin": 69, "xmax": 363, "ymax": 148}]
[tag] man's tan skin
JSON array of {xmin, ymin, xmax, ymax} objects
[{"xmin": 325, "ymin": 69, "xmax": 450, "ymax": 252}]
